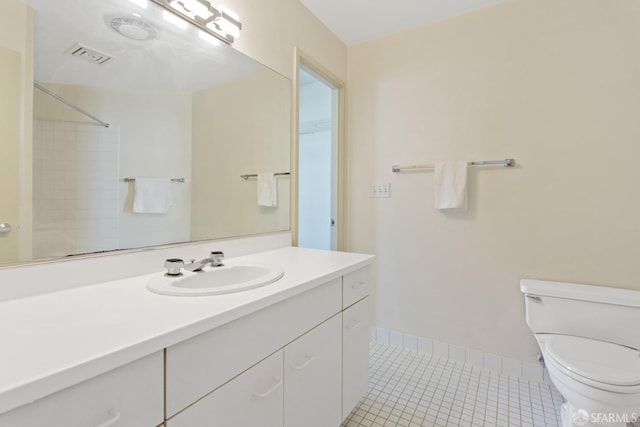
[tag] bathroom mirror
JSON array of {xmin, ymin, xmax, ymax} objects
[{"xmin": 0, "ymin": 0, "xmax": 290, "ymax": 266}]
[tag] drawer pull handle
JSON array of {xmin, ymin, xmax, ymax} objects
[
  {"xmin": 352, "ymin": 281, "xmax": 367, "ymax": 289},
  {"xmin": 291, "ymin": 355, "xmax": 315, "ymax": 371},
  {"xmin": 253, "ymin": 377, "xmax": 283, "ymax": 398},
  {"xmin": 96, "ymin": 409, "xmax": 121, "ymax": 427},
  {"xmin": 346, "ymin": 320, "xmax": 363, "ymax": 330}
]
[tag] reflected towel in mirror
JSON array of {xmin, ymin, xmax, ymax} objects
[
  {"xmin": 133, "ymin": 178, "xmax": 173, "ymax": 214},
  {"xmin": 257, "ymin": 173, "xmax": 277, "ymax": 207}
]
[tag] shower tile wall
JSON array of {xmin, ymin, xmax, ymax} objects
[{"xmin": 33, "ymin": 120, "xmax": 120, "ymax": 259}]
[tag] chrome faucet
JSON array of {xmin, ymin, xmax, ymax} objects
[{"xmin": 184, "ymin": 251, "xmax": 225, "ymax": 272}]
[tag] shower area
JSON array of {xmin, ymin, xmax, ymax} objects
[
  {"xmin": 32, "ymin": 85, "xmax": 120, "ymax": 259},
  {"xmin": 30, "ymin": 79, "xmax": 193, "ymax": 260}
]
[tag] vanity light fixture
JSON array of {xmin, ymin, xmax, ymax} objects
[
  {"xmin": 213, "ymin": 5, "xmax": 240, "ymax": 39},
  {"xmin": 150, "ymin": 0, "xmax": 242, "ymax": 44},
  {"xmin": 169, "ymin": 0, "xmax": 213, "ymax": 20}
]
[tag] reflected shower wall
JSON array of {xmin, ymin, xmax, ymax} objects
[
  {"xmin": 32, "ymin": 83, "xmax": 192, "ymax": 260},
  {"xmin": 33, "ymin": 120, "xmax": 120, "ymax": 258}
]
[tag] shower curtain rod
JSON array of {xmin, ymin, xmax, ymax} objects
[{"xmin": 33, "ymin": 82, "xmax": 110, "ymax": 128}]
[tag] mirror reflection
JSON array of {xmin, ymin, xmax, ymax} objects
[{"xmin": 0, "ymin": 0, "xmax": 291, "ymax": 265}]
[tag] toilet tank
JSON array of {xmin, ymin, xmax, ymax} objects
[{"xmin": 521, "ymin": 279, "xmax": 640, "ymax": 350}]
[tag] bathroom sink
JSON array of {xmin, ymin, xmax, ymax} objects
[{"xmin": 146, "ymin": 264, "xmax": 284, "ymax": 296}]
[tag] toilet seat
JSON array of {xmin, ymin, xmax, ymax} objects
[{"xmin": 545, "ymin": 335, "xmax": 640, "ymax": 391}]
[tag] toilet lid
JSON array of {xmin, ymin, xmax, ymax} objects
[{"xmin": 546, "ymin": 335, "xmax": 640, "ymax": 386}]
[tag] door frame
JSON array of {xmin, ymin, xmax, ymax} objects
[{"xmin": 292, "ymin": 48, "xmax": 347, "ymax": 250}]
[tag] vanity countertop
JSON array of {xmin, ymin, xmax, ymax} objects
[{"xmin": 0, "ymin": 247, "xmax": 374, "ymax": 415}]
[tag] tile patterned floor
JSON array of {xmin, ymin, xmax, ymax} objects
[{"xmin": 342, "ymin": 343, "xmax": 563, "ymax": 427}]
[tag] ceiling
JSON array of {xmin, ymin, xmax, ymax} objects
[{"xmin": 299, "ymin": 0, "xmax": 506, "ymax": 45}]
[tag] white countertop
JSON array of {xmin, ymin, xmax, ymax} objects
[{"xmin": 0, "ymin": 247, "xmax": 374, "ymax": 415}]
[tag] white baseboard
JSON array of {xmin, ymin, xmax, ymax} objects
[{"xmin": 370, "ymin": 326, "xmax": 553, "ymax": 385}]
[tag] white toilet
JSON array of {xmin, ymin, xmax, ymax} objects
[{"xmin": 521, "ymin": 279, "xmax": 640, "ymax": 427}]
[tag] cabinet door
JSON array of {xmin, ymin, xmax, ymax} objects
[
  {"xmin": 0, "ymin": 352, "xmax": 163, "ymax": 427},
  {"xmin": 284, "ymin": 314, "xmax": 342, "ymax": 427},
  {"xmin": 167, "ymin": 350, "xmax": 283, "ymax": 427},
  {"xmin": 342, "ymin": 296, "xmax": 370, "ymax": 420}
]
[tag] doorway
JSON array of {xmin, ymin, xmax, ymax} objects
[{"xmin": 296, "ymin": 59, "xmax": 343, "ymax": 251}]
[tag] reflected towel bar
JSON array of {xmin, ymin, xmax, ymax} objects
[
  {"xmin": 123, "ymin": 178, "xmax": 185, "ymax": 182},
  {"xmin": 391, "ymin": 159, "xmax": 515, "ymax": 173},
  {"xmin": 240, "ymin": 172, "xmax": 290, "ymax": 180}
]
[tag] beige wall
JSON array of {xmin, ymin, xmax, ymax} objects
[
  {"xmin": 191, "ymin": 70, "xmax": 290, "ymax": 240},
  {"xmin": 347, "ymin": 0, "xmax": 640, "ymax": 360},
  {"xmin": 219, "ymin": 0, "xmax": 348, "ymax": 248},
  {"xmin": 223, "ymin": 0, "xmax": 347, "ymax": 81},
  {"xmin": 0, "ymin": 0, "xmax": 33, "ymax": 262},
  {"xmin": 34, "ymin": 84, "xmax": 192, "ymax": 251},
  {"xmin": 0, "ymin": 48, "xmax": 21, "ymax": 263}
]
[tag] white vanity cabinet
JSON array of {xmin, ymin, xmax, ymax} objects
[
  {"xmin": 167, "ymin": 350, "xmax": 284, "ymax": 427},
  {"xmin": 0, "ymin": 258, "xmax": 372, "ymax": 427},
  {"xmin": 167, "ymin": 314, "xmax": 344, "ymax": 427},
  {"xmin": 0, "ymin": 352, "xmax": 164, "ymax": 427},
  {"xmin": 165, "ymin": 265, "xmax": 370, "ymax": 427},
  {"xmin": 342, "ymin": 296, "xmax": 370, "ymax": 419},
  {"xmin": 284, "ymin": 314, "xmax": 342, "ymax": 427},
  {"xmin": 165, "ymin": 278, "xmax": 342, "ymax": 417},
  {"xmin": 343, "ymin": 267, "xmax": 370, "ymax": 308}
]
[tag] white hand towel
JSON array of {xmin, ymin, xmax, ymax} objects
[
  {"xmin": 132, "ymin": 178, "xmax": 173, "ymax": 214},
  {"xmin": 434, "ymin": 162, "xmax": 468, "ymax": 210},
  {"xmin": 257, "ymin": 173, "xmax": 277, "ymax": 207}
]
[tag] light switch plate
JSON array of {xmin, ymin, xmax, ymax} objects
[{"xmin": 371, "ymin": 183, "xmax": 390, "ymax": 198}]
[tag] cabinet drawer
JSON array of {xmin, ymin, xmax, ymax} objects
[
  {"xmin": 343, "ymin": 267, "xmax": 370, "ymax": 308},
  {"xmin": 284, "ymin": 314, "xmax": 342, "ymax": 427},
  {"xmin": 166, "ymin": 278, "xmax": 342, "ymax": 416},
  {"xmin": 167, "ymin": 350, "xmax": 283, "ymax": 427},
  {"xmin": 0, "ymin": 352, "xmax": 163, "ymax": 427},
  {"xmin": 343, "ymin": 297, "xmax": 370, "ymax": 419}
]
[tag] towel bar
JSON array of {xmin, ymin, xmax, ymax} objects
[
  {"xmin": 123, "ymin": 178, "xmax": 185, "ymax": 182},
  {"xmin": 392, "ymin": 159, "xmax": 515, "ymax": 173},
  {"xmin": 240, "ymin": 172, "xmax": 290, "ymax": 180}
]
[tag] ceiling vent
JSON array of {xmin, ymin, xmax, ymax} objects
[{"xmin": 66, "ymin": 44, "xmax": 114, "ymax": 65}]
